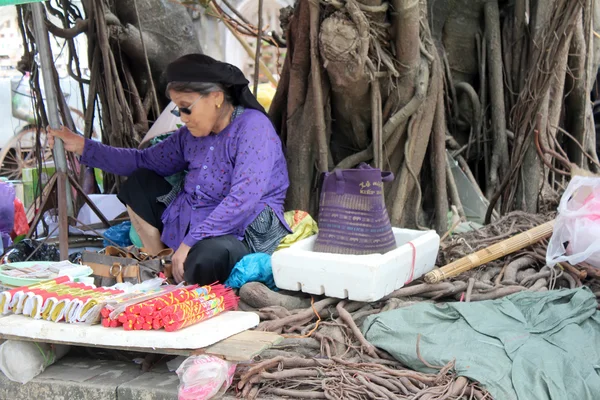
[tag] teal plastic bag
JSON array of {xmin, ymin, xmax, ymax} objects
[
  {"xmin": 224, "ymin": 253, "xmax": 277, "ymax": 290},
  {"xmin": 129, "ymin": 225, "xmax": 143, "ymax": 248}
]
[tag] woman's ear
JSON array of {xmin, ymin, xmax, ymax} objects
[{"xmin": 212, "ymin": 91, "xmax": 225, "ymax": 107}]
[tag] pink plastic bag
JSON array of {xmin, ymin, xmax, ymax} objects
[
  {"xmin": 12, "ymin": 197, "xmax": 29, "ymax": 237},
  {"xmin": 176, "ymin": 355, "xmax": 236, "ymax": 400},
  {"xmin": 547, "ymin": 176, "xmax": 600, "ymax": 268}
]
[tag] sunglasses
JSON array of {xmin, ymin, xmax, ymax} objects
[{"xmin": 171, "ymin": 95, "xmax": 203, "ymax": 117}]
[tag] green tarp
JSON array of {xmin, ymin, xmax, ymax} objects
[
  {"xmin": 0, "ymin": 0, "xmax": 43, "ymax": 6},
  {"xmin": 363, "ymin": 288, "xmax": 600, "ymax": 400}
]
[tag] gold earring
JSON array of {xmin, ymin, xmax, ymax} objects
[{"xmin": 216, "ymin": 103, "xmax": 221, "ymax": 109}]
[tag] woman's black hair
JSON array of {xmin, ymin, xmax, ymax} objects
[{"xmin": 165, "ymin": 82, "xmax": 235, "ymax": 105}]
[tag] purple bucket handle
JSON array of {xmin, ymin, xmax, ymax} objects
[
  {"xmin": 330, "ymin": 164, "xmax": 393, "ymax": 195},
  {"xmin": 356, "ymin": 162, "xmax": 394, "ymax": 182},
  {"xmin": 334, "ymin": 169, "xmax": 345, "ymax": 195},
  {"xmin": 381, "ymin": 171, "xmax": 394, "ymax": 182}
]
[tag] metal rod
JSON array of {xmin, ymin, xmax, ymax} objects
[
  {"xmin": 32, "ymin": 2, "xmax": 72, "ymax": 259},
  {"xmin": 68, "ymin": 216, "xmax": 122, "ymax": 249},
  {"xmin": 57, "ymin": 172, "xmax": 69, "ymax": 258},
  {"xmin": 31, "ymin": 3, "xmax": 69, "ymax": 186}
]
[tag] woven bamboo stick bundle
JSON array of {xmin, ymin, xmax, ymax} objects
[{"xmin": 425, "ymin": 220, "xmax": 555, "ymax": 283}]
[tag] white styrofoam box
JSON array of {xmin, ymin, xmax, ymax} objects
[{"xmin": 272, "ymin": 228, "xmax": 440, "ymax": 302}]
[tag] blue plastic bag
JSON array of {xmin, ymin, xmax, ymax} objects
[
  {"xmin": 103, "ymin": 221, "xmax": 133, "ymax": 248},
  {"xmin": 224, "ymin": 253, "xmax": 277, "ymax": 290},
  {"xmin": 0, "ymin": 183, "xmax": 15, "ymax": 250}
]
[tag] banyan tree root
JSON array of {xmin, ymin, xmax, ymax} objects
[
  {"xmin": 233, "ymin": 209, "xmax": 600, "ymax": 400},
  {"xmin": 240, "ymin": 267, "xmax": 599, "ymax": 398},
  {"xmin": 248, "ymin": 273, "xmax": 594, "ymax": 370},
  {"xmin": 239, "ymin": 282, "xmax": 312, "ymax": 310},
  {"xmin": 437, "ymin": 211, "xmax": 554, "ymax": 266},
  {"xmin": 257, "ymin": 297, "xmax": 339, "ymax": 332},
  {"xmin": 336, "ymin": 300, "xmax": 379, "ymax": 358},
  {"xmin": 236, "ymin": 356, "xmax": 491, "ymax": 400},
  {"xmin": 249, "ymin": 262, "xmax": 596, "ymax": 337}
]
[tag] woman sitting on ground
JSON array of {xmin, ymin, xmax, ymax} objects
[{"xmin": 48, "ymin": 54, "xmax": 290, "ymax": 285}]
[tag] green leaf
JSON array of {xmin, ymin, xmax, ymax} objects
[{"xmin": 13, "ymin": 235, "xmax": 26, "ymax": 244}]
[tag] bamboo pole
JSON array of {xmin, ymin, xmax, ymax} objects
[
  {"xmin": 32, "ymin": 2, "xmax": 72, "ymax": 260},
  {"xmin": 424, "ymin": 220, "xmax": 555, "ymax": 283}
]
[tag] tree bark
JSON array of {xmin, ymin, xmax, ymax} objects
[
  {"xmin": 84, "ymin": 0, "xmax": 599, "ymax": 227},
  {"xmin": 484, "ymin": 0, "xmax": 509, "ymax": 198},
  {"xmin": 544, "ymin": 32, "xmax": 571, "ymax": 191},
  {"xmin": 113, "ymin": 0, "xmax": 202, "ymax": 106},
  {"xmin": 309, "ymin": 0, "xmax": 329, "ymax": 173},
  {"xmin": 393, "ymin": 0, "xmax": 420, "ymax": 74},
  {"xmin": 268, "ymin": 0, "xmax": 323, "ymax": 214},
  {"xmin": 320, "ymin": 4, "xmax": 371, "ymax": 164},
  {"xmin": 565, "ymin": 13, "xmax": 588, "ymax": 167},
  {"xmin": 372, "ymin": 79, "xmax": 383, "ymax": 170},
  {"xmin": 590, "ymin": 1, "xmax": 600, "ymax": 86},
  {"xmin": 391, "ymin": 59, "xmax": 440, "ymax": 226},
  {"xmin": 519, "ymin": 93, "xmax": 548, "ymax": 212},
  {"xmin": 392, "ymin": 0, "xmax": 420, "ymax": 106},
  {"xmin": 431, "ymin": 77, "xmax": 448, "ymax": 234}
]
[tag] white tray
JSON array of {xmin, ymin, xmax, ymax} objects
[{"xmin": 0, "ymin": 311, "xmax": 258, "ymax": 350}]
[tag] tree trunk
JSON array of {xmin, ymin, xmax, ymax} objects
[
  {"xmin": 60, "ymin": 0, "xmax": 599, "ymax": 226},
  {"xmin": 484, "ymin": 0, "xmax": 509, "ymax": 199},
  {"xmin": 565, "ymin": 13, "xmax": 589, "ymax": 167}
]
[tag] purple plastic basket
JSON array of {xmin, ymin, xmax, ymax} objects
[{"xmin": 314, "ymin": 163, "xmax": 396, "ymax": 255}]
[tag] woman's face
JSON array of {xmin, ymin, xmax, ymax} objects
[{"xmin": 169, "ymin": 90, "xmax": 224, "ymax": 137}]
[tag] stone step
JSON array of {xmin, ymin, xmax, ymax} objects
[{"xmin": 0, "ymin": 356, "xmax": 279, "ymax": 400}]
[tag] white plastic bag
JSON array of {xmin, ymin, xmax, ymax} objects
[
  {"xmin": 547, "ymin": 176, "xmax": 600, "ymax": 268},
  {"xmin": 70, "ymin": 194, "xmax": 127, "ymax": 236},
  {"xmin": 0, "ymin": 340, "xmax": 70, "ymax": 384},
  {"xmin": 176, "ymin": 355, "xmax": 236, "ymax": 400},
  {"xmin": 140, "ymin": 101, "xmax": 182, "ymax": 146}
]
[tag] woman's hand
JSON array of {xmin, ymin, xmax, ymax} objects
[
  {"xmin": 172, "ymin": 243, "xmax": 191, "ymax": 283},
  {"xmin": 47, "ymin": 126, "xmax": 85, "ymax": 155}
]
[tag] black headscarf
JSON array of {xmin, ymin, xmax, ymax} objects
[{"xmin": 165, "ymin": 54, "xmax": 267, "ymax": 115}]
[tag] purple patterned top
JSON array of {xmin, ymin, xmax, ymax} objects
[{"xmin": 81, "ymin": 109, "xmax": 290, "ymax": 249}]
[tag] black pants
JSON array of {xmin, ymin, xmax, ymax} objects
[{"xmin": 118, "ymin": 168, "xmax": 249, "ymax": 285}]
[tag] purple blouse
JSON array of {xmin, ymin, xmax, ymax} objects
[{"xmin": 81, "ymin": 109, "xmax": 290, "ymax": 249}]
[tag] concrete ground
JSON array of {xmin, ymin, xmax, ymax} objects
[{"xmin": 0, "ymin": 356, "xmax": 274, "ymax": 400}]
